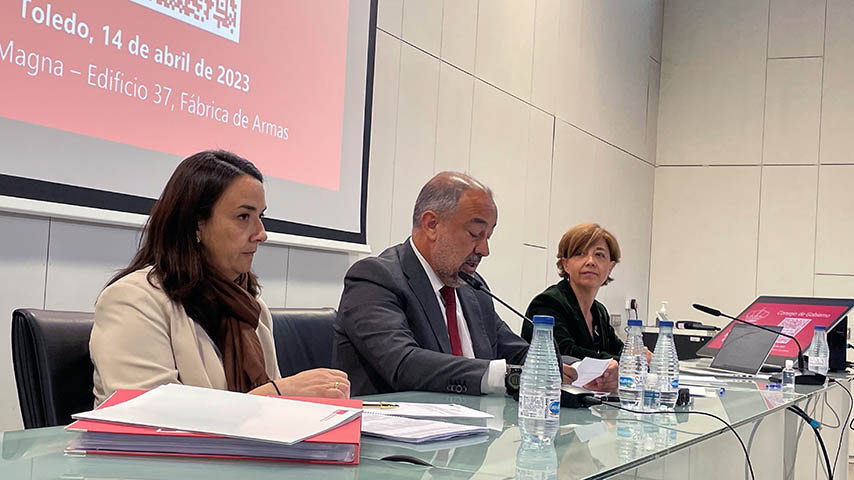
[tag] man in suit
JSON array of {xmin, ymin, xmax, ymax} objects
[{"xmin": 333, "ymin": 172, "xmax": 618, "ymax": 395}]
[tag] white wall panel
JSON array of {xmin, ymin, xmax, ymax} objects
[
  {"xmin": 440, "ymin": 0, "xmax": 478, "ymax": 73},
  {"xmin": 254, "ymin": 244, "xmax": 289, "ymax": 308},
  {"xmin": 285, "ymin": 248, "xmax": 353, "ymax": 309},
  {"xmin": 475, "ymin": 0, "xmax": 536, "ymax": 101},
  {"xmin": 763, "ymin": 58, "xmax": 822, "ymax": 165},
  {"xmin": 563, "ymin": 1, "xmax": 656, "ymax": 159},
  {"xmin": 435, "ymin": 63, "xmax": 474, "ymax": 174},
  {"xmin": 657, "ymin": 0, "xmax": 768, "ymax": 165},
  {"xmin": 649, "ymin": 0, "xmax": 664, "ymax": 62},
  {"xmin": 44, "ymin": 220, "xmax": 139, "ymax": 312},
  {"xmin": 756, "ymin": 166, "xmax": 818, "ymax": 296},
  {"xmin": 519, "ymin": 245, "xmax": 550, "ymax": 333},
  {"xmin": 649, "ymin": 166, "xmax": 761, "ymax": 324},
  {"xmin": 815, "ymin": 165, "xmax": 854, "ymax": 274},
  {"xmin": 819, "ymin": 0, "xmax": 854, "ymax": 164},
  {"xmin": 523, "ymin": 108, "xmax": 554, "ymax": 248},
  {"xmin": 554, "ymin": 0, "xmax": 583, "ymax": 125},
  {"xmin": 469, "ymin": 81, "xmax": 530, "ymax": 315},
  {"xmin": 401, "ymin": 0, "xmax": 443, "ymax": 56},
  {"xmin": 647, "ymin": 58, "xmax": 661, "ymax": 165},
  {"xmin": 0, "ymin": 213, "xmax": 49, "ymax": 431},
  {"xmin": 814, "ymin": 274, "xmax": 854, "ymax": 297},
  {"xmin": 377, "ymin": 0, "xmax": 404, "ymax": 37},
  {"xmin": 768, "ymin": 0, "xmax": 826, "ymax": 58},
  {"xmin": 549, "ymin": 122, "xmax": 599, "ymax": 240},
  {"xmin": 530, "ymin": 0, "xmax": 560, "ymax": 113},
  {"xmin": 389, "ymin": 44, "xmax": 441, "ymax": 242},
  {"xmin": 366, "ymin": 31, "xmax": 401, "ymax": 253},
  {"xmin": 549, "ymin": 121, "xmax": 654, "ymax": 322}
]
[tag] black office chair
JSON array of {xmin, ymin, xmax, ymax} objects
[
  {"xmin": 268, "ymin": 307, "xmax": 337, "ymax": 377},
  {"xmin": 11, "ymin": 309, "xmax": 95, "ymax": 429}
]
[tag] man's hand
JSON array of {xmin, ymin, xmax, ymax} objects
[
  {"xmin": 561, "ymin": 363, "xmax": 578, "ymax": 384},
  {"xmin": 582, "ymin": 359, "xmax": 618, "ymax": 392}
]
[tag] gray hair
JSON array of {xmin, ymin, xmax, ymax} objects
[{"xmin": 411, "ymin": 172, "xmax": 494, "ymax": 227}]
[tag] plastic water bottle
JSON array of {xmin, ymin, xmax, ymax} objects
[
  {"xmin": 515, "ymin": 442, "xmax": 557, "ymax": 480},
  {"xmin": 781, "ymin": 359, "xmax": 795, "ymax": 395},
  {"xmin": 618, "ymin": 319, "xmax": 647, "ymax": 408},
  {"xmin": 806, "ymin": 326, "xmax": 830, "ymax": 377},
  {"xmin": 650, "ymin": 320, "xmax": 680, "ymax": 409},
  {"xmin": 643, "ymin": 373, "xmax": 661, "ymax": 411},
  {"xmin": 518, "ymin": 315, "xmax": 562, "ymax": 444}
]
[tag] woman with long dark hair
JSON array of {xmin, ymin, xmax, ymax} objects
[{"xmin": 90, "ymin": 150, "xmax": 349, "ymax": 405}]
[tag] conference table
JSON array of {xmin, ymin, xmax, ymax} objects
[{"xmin": 0, "ymin": 375, "xmax": 849, "ymax": 479}]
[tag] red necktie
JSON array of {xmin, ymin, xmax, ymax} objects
[{"xmin": 439, "ymin": 286, "xmax": 463, "ymax": 356}]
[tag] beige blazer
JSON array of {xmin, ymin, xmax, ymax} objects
[{"xmin": 90, "ymin": 267, "xmax": 280, "ymax": 406}]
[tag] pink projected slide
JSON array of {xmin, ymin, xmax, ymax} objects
[
  {"xmin": 706, "ymin": 302, "xmax": 850, "ymax": 358},
  {"xmin": 0, "ymin": 0, "xmax": 349, "ymax": 190}
]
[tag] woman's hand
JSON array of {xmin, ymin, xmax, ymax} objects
[
  {"xmin": 582, "ymin": 359, "xmax": 619, "ymax": 392},
  {"xmin": 251, "ymin": 368, "xmax": 351, "ymax": 399}
]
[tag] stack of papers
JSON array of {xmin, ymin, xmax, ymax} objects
[
  {"xmin": 362, "ymin": 402, "xmax": 492, "ymax": 418},
  {"xmin": 66, "ymin": 384, "xmax": 363, "ymax": 464},
  {"xmin": 359, "ymin": 402, "xmax": 492, "ymax": 444},
  {"xmin": 360, "ymin": 414, "xmax": 487, "ymax": 443}
]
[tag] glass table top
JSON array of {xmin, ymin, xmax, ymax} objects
[{"xmin": 0, "ymin": 378, "xmax": 841, "ymax": 480}]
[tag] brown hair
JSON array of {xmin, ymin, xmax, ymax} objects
[
  {"xmin": 555, "ymin": 223, "xmax": 621, "ymax": 285},
  {"xmin": 108, "ymin": 150, "xmax": 263, "ymax": 335}
]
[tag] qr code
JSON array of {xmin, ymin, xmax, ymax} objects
[{"xmin": 129, "ymin": 0, "xmax": 242, "ymax": 43}]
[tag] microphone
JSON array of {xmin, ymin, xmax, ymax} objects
[
  {"xmin": 676, "ymin": 320, "xmax": 720, "ymax": 331},
  {"xmin": 459, "ymin": 271, "xmax": 599, "ymax": 405},
  {"xmin": 458, "ymin": 271, "xmax": 533, "ymax": 325},
  {"xmin": 692, "ymin": 303, "xmax": 823, "ymax": 385}
]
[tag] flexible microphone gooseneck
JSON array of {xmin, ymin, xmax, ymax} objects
[
  {"xmin": 458, "ymin": 271, "xmax": 593, "ymax": 405},
  {"xmin": 458, "ymin": 271, "xmax": 533, "ymax": 326},
  {"xmin": 692, "ymin": 303, "xmax": 825, "ymax": 385}
]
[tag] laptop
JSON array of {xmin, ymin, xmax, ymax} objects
[{"xmin": 681, "ymin": 323, "xmax": 783, "ymax": 378}]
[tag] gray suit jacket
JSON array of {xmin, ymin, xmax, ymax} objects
[{"xmin": 333, "ymin": 241, "xmax": 530, "ymax": 396}]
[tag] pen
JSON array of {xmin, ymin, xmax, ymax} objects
[{"xmin": 363, "ymin": 402, "xmax": 399, "ymax": 409}]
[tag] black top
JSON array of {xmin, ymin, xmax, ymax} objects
[{"xmin": 522, "ymin": 279, "xmax": 623, "ymax": 360}]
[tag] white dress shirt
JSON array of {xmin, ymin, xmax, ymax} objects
[{"xmin": 410, "ymin": 239, "xmax": 507, "ymax": 393}]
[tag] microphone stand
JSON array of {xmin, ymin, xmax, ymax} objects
[
  {"xmin": 457, "ymin": 271, "xmax": 533, "ymax": 326},
  {"xmin": 458, "ymin": 272, "xmax": 596, "ymax": 405},
  {"xmin": 692, "ymin": 303, "xmax": 825, "ymax": 385}
]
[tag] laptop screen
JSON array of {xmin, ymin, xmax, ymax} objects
[
  {"xmin": 697, "ymin": 296, "xmax": 854, "ymax": 367},
  {"xmin": 709, "ymin": 323, "xmax": 782, "ymax": 374}
]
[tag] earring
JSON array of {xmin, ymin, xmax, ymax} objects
[{"xmin": 195, "ymin": 232, "xmax": 201, "ymax": 244}]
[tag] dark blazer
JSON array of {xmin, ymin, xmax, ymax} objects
[
  {"xmin": 522, "ymin": 279, "xmax": 623, "ymax": 361},
  {"xmin": 333, "ymin": 241, "xmax": 530, "ymax": 396}
]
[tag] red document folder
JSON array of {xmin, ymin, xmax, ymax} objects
[{"xmin": 66, "ymin": 389, "xmax": 362, "ymax": 465}]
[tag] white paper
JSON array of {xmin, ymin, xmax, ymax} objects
[
  {"xmin": 679, "ymin": 374, "xmax": 726, "ymax": 385},
  {"xmin": 360, "ymin": 413, "xmax": 487, "ymax": 443},
  {"xmin": 362, "ymin": 402, "xmax": 492, "ymax": 419},
  {"xmin": 73, "ymin": 384, "xmax": 361, "ymax": 446},
  {"xmin": 571, "ymin": 357, "xmax": 612, "ymax": 387},
  {"xmin": 686, "ymin": 386, "xmax": 711, "ymax": 397}
]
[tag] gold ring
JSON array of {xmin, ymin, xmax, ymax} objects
[{"xmin": 334, "ymin": 381, "xmax": 340, "ymax": 389}]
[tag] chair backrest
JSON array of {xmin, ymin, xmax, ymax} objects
[
  {"xmin": 268, "ymin": 307, "xmax": 337, "ymax": 377},
  {"xmin": 11, "ymin": 309, "xmax": 95, "ymax": 429}
]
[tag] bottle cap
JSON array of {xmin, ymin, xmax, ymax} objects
[
  {"xmin": 785, "ymin": 359, "xmax": 793, "ymax": 369},
  {"xmin": 658, "ymin": 321, "xmax": 674, "ymax": 327},
  {"xmin": 814, "ymin": 325, "xmax": 826, "ymax": 331},
  {"xmin": 532, "ymin": 315, "xmax": 555, "ymax": 325},
  {"xmin": 627, "ymin": 319, "xmax": 643, "ymax": 327}
]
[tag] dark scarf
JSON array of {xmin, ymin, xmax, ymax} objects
[{"xmin": 185, "ymin": 271, "xmax": 270, "ymax": 393}]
